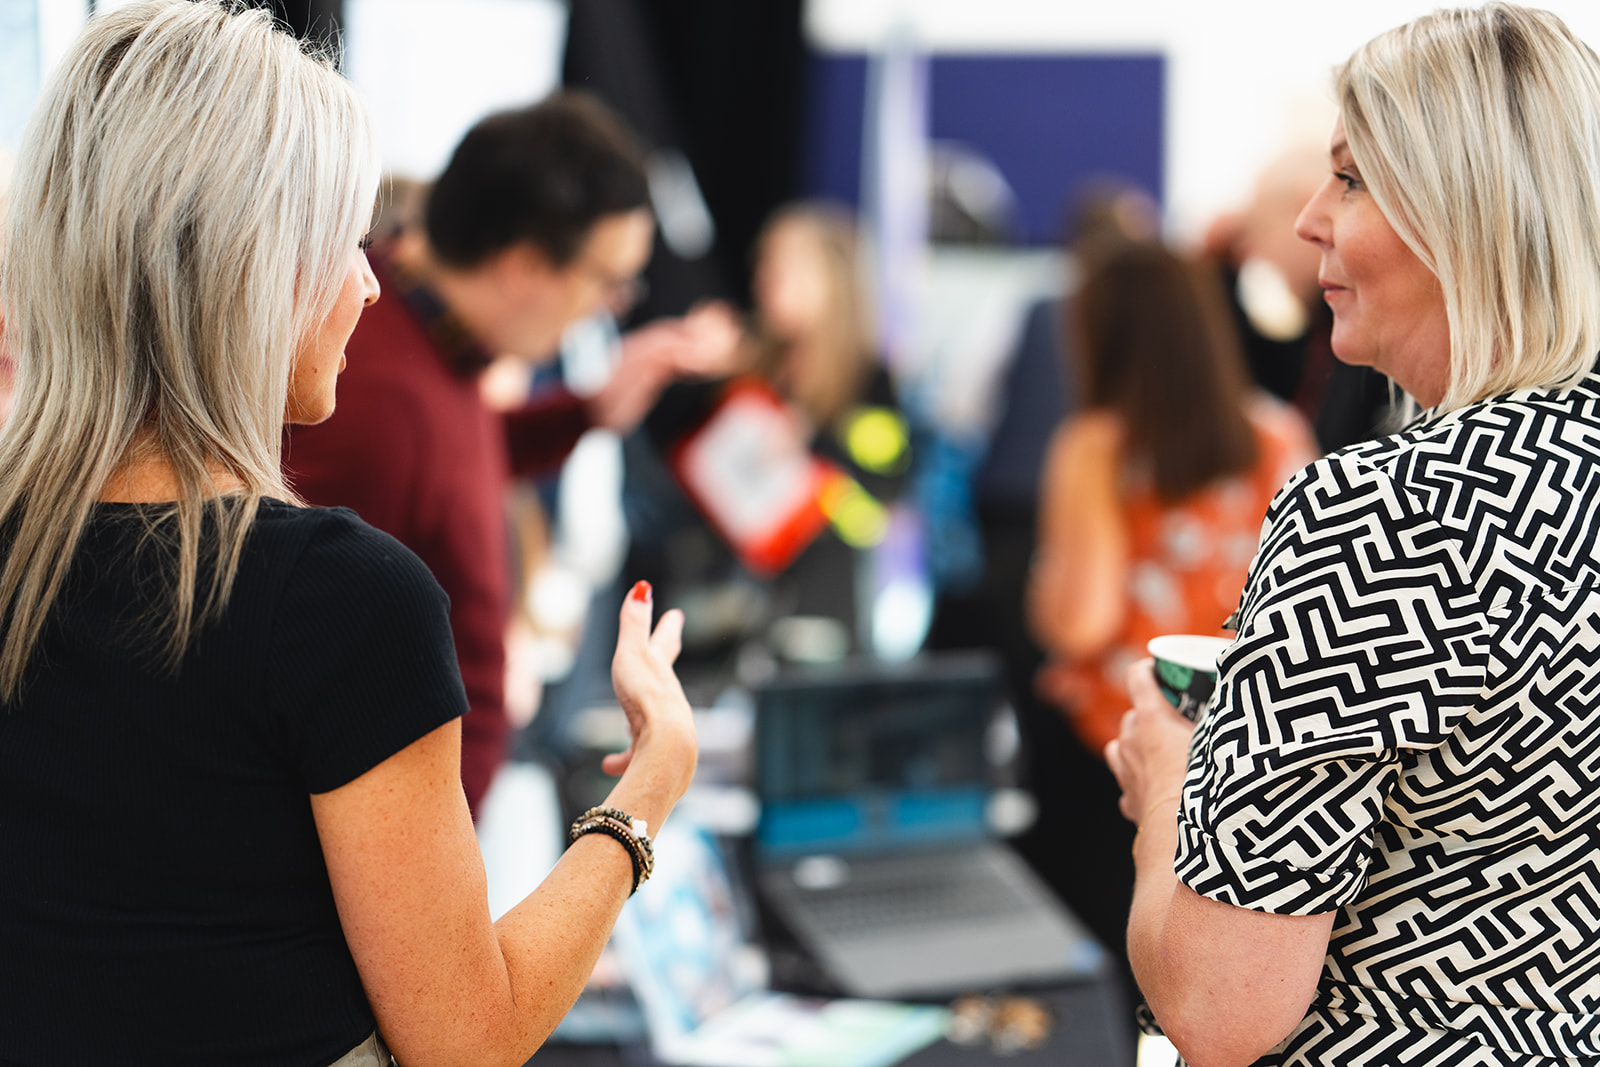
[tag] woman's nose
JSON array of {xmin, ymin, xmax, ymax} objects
[
  {"xmin": 360, "ymin": 256, "xmax": 381, "ymax": 307},
  {"xmin": 1294, "ymin": 179, "xmax": 1334, "ymax": 248}
]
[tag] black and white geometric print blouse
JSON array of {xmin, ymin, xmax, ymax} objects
[{"xmin": 1175, "ymin": 371, "xmax": 1600, "ymax": 1065}]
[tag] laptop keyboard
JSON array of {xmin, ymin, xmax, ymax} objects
[{"xmin": 796, "ymin": 854, "xmax": 1037, "ymax": 936}]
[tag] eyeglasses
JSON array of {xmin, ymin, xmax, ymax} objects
[
  {"xmin": 572, "ymin": 258, "xmax": 649, "ymax": 316},
  {"xmin": 603, "ymin": 275, "xmax": 649, "ymax": 316}
]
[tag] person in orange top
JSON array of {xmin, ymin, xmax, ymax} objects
[{"xmin": 1029, "ymin": 241, "xmax": 1317, "ymax": 755}]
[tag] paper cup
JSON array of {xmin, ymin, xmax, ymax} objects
[{"xmin": 1147, "ymin": 634, "xmax": 1232, "ymax": 721}]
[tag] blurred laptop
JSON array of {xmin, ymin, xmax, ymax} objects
[
  {"xmin": 611, "ymin": 820, "xmax": 949, "ymax": 1067},
  {"xmin": 752, "ymin": 652, "xmax": 1105, "ymax": 1000}
]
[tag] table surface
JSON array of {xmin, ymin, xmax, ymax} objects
[
  {"xmin": 488, "ymin": 697, "xmax": 1139, "ymax": 1067},
  {"xmin": 531, "ymin": 976, "xmax": 1135, "ymax": 1067}
]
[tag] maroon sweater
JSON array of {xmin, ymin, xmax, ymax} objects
[{"xmin": 286, "ymin": 256, "xmax": 590, "ymax": 814}]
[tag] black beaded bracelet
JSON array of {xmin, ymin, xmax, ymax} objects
[
  {"xmin": 570, "ymin": 805, "xmax": 656, "ymax": 892},
  {"xmin": 571, "ymin": 818, "xmax": 645, "ymax": 894},
  {"xmin": 572, "ymin": 805, "xmax": 654, "ymax": 865},
  {"xmin": 579, "ymin": 806, "xmax": 639, "ymax": 831}
]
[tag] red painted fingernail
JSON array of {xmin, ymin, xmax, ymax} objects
[{"xmin": 630, "ymin": 580, "xmax": 652, "ymax": 603}]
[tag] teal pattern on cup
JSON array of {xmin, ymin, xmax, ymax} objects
[{"xmin": 1147, "ymin": 635, "xmax": 1232, "ymax": 722}]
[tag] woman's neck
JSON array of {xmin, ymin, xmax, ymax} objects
[{"xmin": 99, "ymin": 438, "xmax": 246, "ymax": 503}]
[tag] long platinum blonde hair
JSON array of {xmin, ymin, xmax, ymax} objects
[
  {"xmin": 0, "ymin": 0, "xmax": 378, "ymax": 696},
  {"xmin": 1338, "ymin": 3, "xmax": 1600, "ymax": 410}
]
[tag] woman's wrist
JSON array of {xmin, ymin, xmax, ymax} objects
[
  {"xmin": 1131, "ymin": 794, "xmax": 1182, "ymax": 860},
  {"xmin": 611, "ymin": 723, "xmax": 698, "ymax": 816},
  {"xmin": 1138, "ymin": 794, "xmax": 1182, "ymax": 827},
  {"xmin": 633, "ymin": 711, "xmax": 698, "ymax": 770},
  {"xmin": 570, "ymin": 806, "xmax": 656, "ymax": 894}
]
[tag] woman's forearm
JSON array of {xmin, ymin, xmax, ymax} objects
[
  {"xmin": 1111, "ymin": 664, "xmax": 1333, "ymax": 1067},
  {"xmin": 317, "ymin": 597, "xmax": 699, "ymax": 1067},
  {"xmin": 1125, "ymin": 796, "xmax": 1191, "ymax": 1046},
  {"xmin": 485, "ymin": 730, "xmax": 697, "ymax": 1058},
  {"xmin": 1126, "ymin": 797, "xmax": 1280, "ymax": 1067},
  {"xmin": 1126, "ymin": 796, "xmax": 1333, "ymax": 1067}
]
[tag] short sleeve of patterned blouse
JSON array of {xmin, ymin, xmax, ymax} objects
[{"xmin": 1172, "ymin": 450, "xmax": 1496, "ymax": 916}]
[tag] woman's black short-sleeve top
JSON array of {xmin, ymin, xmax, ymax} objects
[{"xmin": 0, "ymin": 500, "xmax": 467, "ymax": 1066}]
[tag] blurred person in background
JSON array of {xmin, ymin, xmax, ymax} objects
[
  {"xmin": 744, "ymin": 202, "xmax": 907, "ymax": 507},
  {"xmin": 1029, "ymin": 240, "xmax": 1317, "ymax": 757},
  {"xmin": 908, "ymin": 182, "xmax": 1160, "ymax": 1060},
  {"xmin": 628, "ymin": 201, "xmax": 908, "ymax": 663},
  {"xmin": 0, "ymin": 4, "xmax": 698, "ymax": 1064},
  {"xmin": 746, "ymin": 203, "xmax": 895, "ymax": 444},
  {"xmin": 1203, "ymin": 145, "xmax": 1398, "ymax": 452},
  {"xmin": 746, "ymin": 202, "xmax": 908, "ymax": 644},
  {"xmin": 1026, "ymin": 242, "xmax": 1316, "ymax": 1038},
  {"xmin": 925, "ymin": 180, "xmax": 1161, "ymax": 673},
  {"xmin": 1110, "ymin": 6, "xmax": 1600, "ymax": 1063},
  {"xmin": 287, "ymin": 92, "xmax": 734, "ymax": 817}
]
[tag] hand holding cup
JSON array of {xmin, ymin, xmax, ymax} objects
[{"xmin": 1146, "ymin": 634, "xmax": 1232, "ymax": 721}]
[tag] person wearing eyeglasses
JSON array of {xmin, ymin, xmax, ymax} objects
[{"xmin": 286, "ymin": 92, "xmax": 735, "ymax": 817}]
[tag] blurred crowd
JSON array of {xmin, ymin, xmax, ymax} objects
[
  {"xmin": 287, "ymin": 88, "xmax": 1404, "ymax": 1046},
  {"xmin": 0, "ymin": 74, "xmax": 1399, "ymax": 1046},
  {"xmin": 15, "ymin": 4, "xmax": 1600, "ymax": 1065}
]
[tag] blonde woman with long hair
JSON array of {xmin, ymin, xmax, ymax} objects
[{"xmin": 0, "ymin": 4, "xmax": 695, "ymax": 1065}]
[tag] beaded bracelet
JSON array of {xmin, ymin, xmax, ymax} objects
[
  {"xmin": 572, "ymin": 819, "xmax": 645, "ymax": 893},
  {"xmin": 569, "ymin": 806, "xmax": 656, "ymax": 894},
  {"xmin": 577, "ymin": 807, "xmax": 652, "ymax": 847},
  {"xmin": 585, "ymin": 814, "xmax": 652, "ymax": 873}
]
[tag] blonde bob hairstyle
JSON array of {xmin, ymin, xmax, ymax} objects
[
  {"xmin": 1337, "ymin": 3, "xmax": 1600, "ymax": 410},
  {"xmin": 0, "ymin": 0, "xmax": 378, "ymax": 697}
]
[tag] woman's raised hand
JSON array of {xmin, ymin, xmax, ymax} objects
[{"xmin": 605, "ymin": 582, "xmax": 698, "ymax": 793}]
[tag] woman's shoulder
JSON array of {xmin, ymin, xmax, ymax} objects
[
  {"xmin": 1050, "ymin": 409, "xmax": 1125, "ymax": 456},
  {"xmin": 1262, "ymin": 377, "xmax": 1600, "ymax": 524},
  {"xmin": 255, "ymin": 497, "xmax": 387, "ymax": 543},
  {"xmin": 253, "ymin": 499, "xmax": 441, "ymax": 596},
  {"xmin": 1342, "ymin": 374, "xmax": 1600, "ymax": 480}
]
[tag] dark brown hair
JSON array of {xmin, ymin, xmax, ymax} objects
[
  {"xmin": 1073, "ymin": 242, "xmax": 1258, "ymax": 501},
  {"xmin": 425, "ymin": 90, "xmax": 649, "ymax": 270}
]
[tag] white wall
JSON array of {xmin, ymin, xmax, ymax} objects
[
  {"xmin": 0, "ymin": 0, "xmax": 39, "ymax": 154},
  {"xmin": 807, "ymin": 0, "xmax": 1600, "ymax": 244},
  {"xmin": 36, "ymin": 0, "xmax": 84, "ymax": 81},
  {"xmin": 345, "ymin": 0, "xmax": 566, "ymax": 180},
  {"xmin": 0, "ymin": 0, "xmax": 86, "ymax": 155},
  {"xmin": 14, "ymin": 0, "xmax": 565, "ymax": 182},
  {"xmin": 19, "ymin": 1, "xmax": 1600, "ymax": 243}
]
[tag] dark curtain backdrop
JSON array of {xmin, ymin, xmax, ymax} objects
[
  {"xmin": 639, "ymin": 0, "xmax": 806, "ymax": 310},
  {"xmin": 564, "ymin": 0, "xmax": 806, "ymax": 316},
  {"xmin": 236, "ymin": 0, "xmax": 343, "ymax": 44},
  {"xmin": 221, "ymin": 0, "xmax": 805, "ymax": 316},
  {"xmin": 96, "ymin": 0, "xmax": 340, "ymax": 35}
]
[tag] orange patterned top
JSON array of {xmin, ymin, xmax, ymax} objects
[{"xmin": 1050, "ymin": 397, "xmax": 1318, "ymax": 753}]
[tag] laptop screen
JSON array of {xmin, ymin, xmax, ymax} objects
[{"xmin": 754, "ymin": 654, "xmax": 1000, "ymax": 859}]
